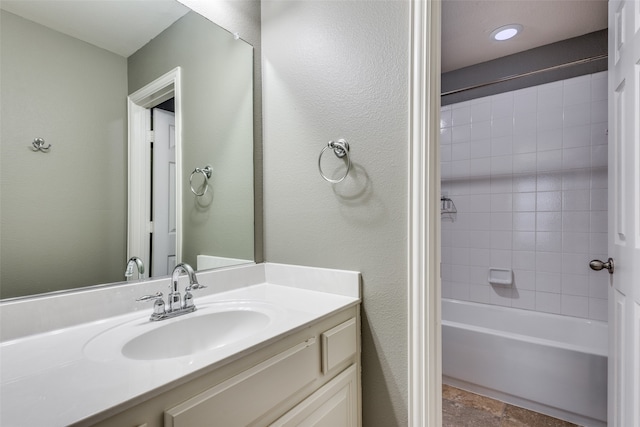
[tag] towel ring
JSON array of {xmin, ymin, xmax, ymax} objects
[
  {"xmin": 318, "ymin": 139, "xmax": 351, "ymax": 183},
  {"xmin": 189, "ymin": 165, "xmax": 212, "ymax": 196}
]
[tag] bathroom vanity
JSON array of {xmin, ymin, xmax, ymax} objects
[{"xmin": 0, "ymin": 263, "xmax": 361, "ymax": 427}]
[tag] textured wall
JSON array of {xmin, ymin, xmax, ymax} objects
[
  {"xmin": 262, "ymin": 1, "xmax": 410, "ymax": 425},
  {"xmin": 0, "ymin": 11, "xmax": 128, "ymax": 298},
  {"xmin": 441, "ymin": 71, "xmax": 609, "ymax": 321}
]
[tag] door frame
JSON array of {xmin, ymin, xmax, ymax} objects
[
  {"xmin": 408, "ymin": 1, "xmax": 442, "ymax": 426},
  {"xmin": 128, "ymin": 67, "xmax": 182, "ymax": 275}
]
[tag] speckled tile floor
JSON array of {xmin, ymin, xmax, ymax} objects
[{"xmin": 442, "ymin": 384, "xmax": 581, "ymax": 427}]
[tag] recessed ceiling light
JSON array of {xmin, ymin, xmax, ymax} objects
[{"xmin": 490, "ymin": 24, "xmax": 523, "ymax": 41}]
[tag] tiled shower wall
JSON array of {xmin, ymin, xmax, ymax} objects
[{"xmin": 440, "ymin": 71, "xmax": 608, "ymax": 321}]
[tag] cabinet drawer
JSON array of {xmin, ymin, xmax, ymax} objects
[
  {"xmin": 165, "ymin": 338, "xmax": 319, "ymax": 427},
  {"xmin": 321, "ymin": 318, "xmax": 357, "ymax": 374}
]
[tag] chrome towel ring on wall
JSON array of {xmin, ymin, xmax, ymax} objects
[
  {"xmin": 189, "ymin": 165, "xmax": 212, "ymax": 196},
  {"xmin": 318, "ymin": 139, "xmax": 351, "ymax": 183}
]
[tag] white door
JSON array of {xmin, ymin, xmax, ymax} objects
[
  {"xmin": 606, "ymin": 1, "xmax": 640, "ymax": 425},
  {"xmin": 152, "ymin": 108, "xmax": 177, "ymax": 277}
]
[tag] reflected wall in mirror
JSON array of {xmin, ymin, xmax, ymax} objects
[{"xmin": 0, "ymin": 1, "xmax": 255, "ymax": 299}]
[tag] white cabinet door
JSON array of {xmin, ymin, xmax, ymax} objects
[{"xmin": 271, "ymin": 365, "xmax": 359, "ymax": 427}]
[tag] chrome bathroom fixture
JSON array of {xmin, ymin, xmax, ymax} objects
[
  {"xmin": 124, "ymin": 256, "xmax": 145, "ymax": 279},
  {"xmin": 31, "ymin": 137, "xmax": 51, "ymax": 152},
  {"xmin": 189, "ymin": 165, "xmax": 213, "ymax": 196},
  {"xmin": 318, "ymin": 139, "xmax": 351, "ymax": 183},
  {"xmin": 136, "ymin": 263, "xmax": 207, "ymax": 321},
  {"xmin": 589, "ymin": 258, "xmax": 614, "ymax": 274}
]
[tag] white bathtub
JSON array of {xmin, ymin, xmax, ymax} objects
[{"xmin": 442, "ymin": 298, "xmax": 608, "ymax": 427}]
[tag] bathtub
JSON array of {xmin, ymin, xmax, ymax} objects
[{"xmin": 442, "ymin": 298, "xmax": 608, "ymax": 427}]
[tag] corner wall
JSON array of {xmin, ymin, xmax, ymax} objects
[
  {"xmin": 440, "ymin": 71, "xmax": 609, "ymax": 321},
  {"xmin": 261, "ymin": 1, "xmax": 411, "ymax": 425}
]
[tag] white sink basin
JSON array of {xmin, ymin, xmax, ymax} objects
[{"xmin": 84, "ymin": 301, "xmax": 281, "ymax": 361}]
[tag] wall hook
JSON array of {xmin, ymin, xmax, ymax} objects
[{"xmin": 31, "ymin": 138, "xmax": 51, "ymax": 152}]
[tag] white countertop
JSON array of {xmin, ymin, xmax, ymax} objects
[{"xmin": 0, "ymin": 263, "xmax": 360, "ymax": 427}]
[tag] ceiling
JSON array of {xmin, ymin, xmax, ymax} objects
[
  {"xmin": 0, "ymin": 0, "xmax": 190, "ymax": 57},
  {"xmin": 441, "ymin": 0, "xmax": 609, "ymax": 73}
]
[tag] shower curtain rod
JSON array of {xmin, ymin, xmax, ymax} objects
[{"xmin": 441, "ymin": 53, "xmax": 608, "ymax": 97}]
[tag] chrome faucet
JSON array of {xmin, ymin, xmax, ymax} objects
[
  {"xmin": 136, "ymin": 262, "xmax": 207, "ymax": 321},
  {"xmin": 124, "ymin": 256, "xmax": 145, "ymax": 279}
]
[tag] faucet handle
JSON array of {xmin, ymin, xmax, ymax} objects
[
  {"xmin": 186, "ymin": 283, "xmax": 207, "ymax": 291},
  {"xmin": 136, "ymin": 292, "xmax": 166, "ymax": 316},
  {"xmin": 136, "ymin": 291, "xmax": 163, "ymax": 302}
]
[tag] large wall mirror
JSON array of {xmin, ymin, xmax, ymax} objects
[{"xmin": 0, "ymin": 0, "xmax": 255, "ymax": 299}]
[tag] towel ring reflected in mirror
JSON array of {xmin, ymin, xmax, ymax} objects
[{"xmin": 189, "ymin": 165, "xmax": 212, "ymax": 196}]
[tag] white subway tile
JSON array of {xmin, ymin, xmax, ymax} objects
[
  {"xmin": 490, "ymin": 285, "xmax": 513, "ymax": 307},
  {"xmin": 563, "ymin": 102, "xmax": 591, "ymax": 127},
  {"xmin": 451, "ymin": 142, "xmax": 471, "ymax": 160},
  {"xmin": 470, "ymin": 121, "xmax": 492, "ymax": 142},
  {"xmin": 469, "ymin": 158, "xmax": 491, "ymax": 176},
  {"xmin": 468, "ymin": 248, "xmax": 491, "ymax": 267},
  {"xmin": 513, "ymin": 153, "xmax": 537, "ymax": 174},
  {"xmin": 440, "ymin": 108, "xmax": 452, "ymax": 128},
  {"xmin": 491, "ymin": 231, "xmax": 513, "ymax": 250},
  {"xmin": 513, "ymin": 212, "xmax": 536, "ymax": 231},
  {"xmin": 512, "ymin": 289, "xmax": 536, "ymax": 310},
  {"xmin": 513, "ymin": 192, "xmax": 536, "ymax": 211},
  {"xmin": 591, "ymin": 99, "xmax": 607, "ymax": 123},
  {"xmin": 451, "ymin": 230, "xmax": 470, "ymax": 247},
  {"xmin": 561, "ymin": 295, "xmax": 589, "ymax": 318},
  {"xmin": 491, "ymin": 135, "xmax": 513, "ymax": 156},
  {"xmin": 469, "ymin": 230, "xmax": 491, "ymax": 248},
  {"xmin": 491, "ymin": 92, "xmax": 514, "ymax": 118},
  {"xmin": 513, "ymin": 174, "xmax": 536, "ymax": 192},
  {"xmin": 537, "ymin": 149, "xmax": 563, "ymax": 171},
  {"xmin": 537, "ymin": 191, "xmax": 562, "ymax": 211},
  {"xmin": 563, "ymin": 146, "xmax": 591, "ymax": 169},
  {"xmin": 513, "ymin": 251, "xmax": 536, "ymax": 270},
  {"xmin": 513, "ymin": 231, "xmax": 536, "ymax": 251},
  {"xmin": 538, "ymin": 84, "xmax": 564, "ymax": 110},
  {"xmin": 536, "ymin": 252, "xmax": 562, "ymax": 273},
  {"xmin": 470, "ymin": 101, "xmax": 492, "ymax": 123},
  {"xmin": 492, "ymin": 116, "xmax": 514, "ymax": 138},
  {"xmin": 562, "ymin": 232, "xmax": 590, "ymax": 254},
  {"xmin": 563, "ymin": 77, "xmax": 591, "ymax": 106},
  {"xmin": 491, "ymin": 176, "xmax": 513, "ymax": 193},
  {"xmin": 469, "ymin": 138, "xmax": 491, "ymax": 158},
  {"xmin": 490, "ymin": 249, "xmax": 512, "ymax": 268},
  {"xmin": 591, "ymin": 168, "xmax": 608, "ymax": 189},
  {"xmin": 452, "ymin": 124, "xmax": 471, "ymax": 143},
  {"xmin": 469, "ymin": 194, "xmax": 491, "ymax": 212},
  {"xmin": 536, "ymin": 212, "xmax": 562, "ymax": 231},
  {"xmin": 514, "ymin": 270, "xmax": 536, "ymax": 290},
  {"xmin": 514, "ymin": 110, "xmax": 537, "ymax": 134},
  {"xmin": 440, "ymin": 144, "xmax": 452, "ymax": 162},
  {"xmin": 563, "ymin": 125, "xmax": 591, "ymax": 148},
  {"xmin": 537, "ymin": 107, "xmax": 564, "ymax": 131},
  {"xmin": 562, "ymin": 189, "xmax": 591, "ymax": 211},
  {"xmin": 590, "ymin": 122, "xmax": 608, "ymax": 146},
  {"xmin": 562, "ymin": 168, "xmax": 591, "ymax": 190},
  {"xmin": 467, "ymin": 212, "xmax": 491, "ymax": 231},
  {"xmin": 452, "ymin": 105, "xmax": 471, "ymax": 126},
  {"xmin": 536, "ymin": 231, "xmax": 562, "ymax": 252},
  {"xmin": 537, "ymin": 128, "xmax": 563, "ymax": 151},
  {"xmin": 589, "ymin": 232, "xmax": 608, "ymax": 255},
  {"xmin": 491, "ymin": 212, "xmax": 513, "ymax": 230},
  {"xmin": 562, "ymin": 274, "xmax": 589, "ymax": 296},
  {"xmin": 562, "ymin": 211, "xmax": 591, "ymax": 232},
  {"xmin": 491, "ymin": 193, "xmax": 513, "ymax": 212},
  {"xmin": 513, "ymin": 132, "xmax": 537, "ymax": 154},
  {"xmin": 591, "ymin": 144, "xmax": 608, "ymax": 168},
  {"xmin": 590, "ymin": 211, "xmax": 608, "ymax": 233},
  {"xmin": 588, "ymin": 272, "xmax": 609, "ymax": 299},
  {"xmin": 469, "ymin": 285, "xmax": 493, "ymax": 304},
  {"xmin": 441, "ymin": 281, "xmax": 453, "ymax": 298},
  {"xmin": 591, "ymin": 72, "xmax": 608, "ymax": 101},
  {"xmin": 588, "ymin": 298, "xmax": 608, "ymax": 321},
  {"xmin": 469, "ymin": 266, "xmax": 488, "ymax": 285},
  {"xmin": 451, "ymin": 265, "xmax": 470, "ymax": 283},
  {"xmin": 537, "ymin": 171, "xmax": 563, "ymax": 191},
  {"xmin": 451, "ymin": 159, "xmax": 470, "ymax": 177},
  {"xmin": 536, "ymin": 292, "xmax": 562, "ymax": 314},
  {"xmin": 562, "ymin": 252, "xmax": 589, "ymax": 275},
  {"xmin": 450, "ymin": 283, "xmax": 470, "ymax": 300},
  {"xmin": 514, "ymin": 87, "xmax": 537, "ymax": 113},
  {"xmin": 491, "ymin": 155, "xmax": 513, "ymax": 175},
  {"xmin": 536, "ymin": 272, "xmax": 562, "ymax": 293}
]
